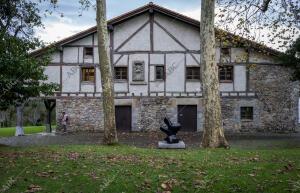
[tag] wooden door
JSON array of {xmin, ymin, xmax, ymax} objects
[
  {"xmin": 177, "ymin": 105, "xmax": 197, "ymax": 132},
  {"xmin": 115, "ymin": 106, "xmax": 131, "ymax": 131}
]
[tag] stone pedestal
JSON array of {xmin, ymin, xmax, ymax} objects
[{"xmin": 158, "ymin": 141, "xmax": 185, "ymax": 149}]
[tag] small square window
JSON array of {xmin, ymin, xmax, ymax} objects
[
  {"xmin": 84, "ymin": 47, "xmax": 93, "ymax": 57},
  {"xmin": 220, "ymin": 48, "xmax": 230, "ymax": 63},
  {"xmin": 241, "ymin": 107, "xmax": 253, "ymax": 120},
  {"xmin": 186, "ymin": 67, "xmax": 200, "ymax": 80},
  {"xmin": 81, "ymin": 68, "xmax": 95, "ymax": 82},
  {"xmin": 114, "ymin": 67, "xmax": 127, "ymax": 80},
  {"xmin": 155, "ymin": 66, "xmax": 165, "ymax": 80},
  {"xmin": 219, "ymin": 66, "xmax": 233, "ymax": 82}
]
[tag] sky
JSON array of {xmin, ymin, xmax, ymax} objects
[{"xmin": 36, "ymin": 0, "xmax": 201, "ymax": 44}]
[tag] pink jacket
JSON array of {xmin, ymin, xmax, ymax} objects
[{"xmin": 62, "ymin": 114, "xmax": 68, "ymax": 125}]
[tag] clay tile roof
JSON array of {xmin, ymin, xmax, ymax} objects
[{"xmin": 30, "ymin": 2, "xmax": 280, "ymax": 56}]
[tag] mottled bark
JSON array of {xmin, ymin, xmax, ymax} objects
[
  {"xmin": 96, "ymin": 0, "xmax": 118, "ymax": 144},
  {"xmin": 200, "ymin": 0, "xmax": 229, "ymax": 148},
  {"xmin": 15, "ymin": 103, "xmax": 25, "ymax": 136}
]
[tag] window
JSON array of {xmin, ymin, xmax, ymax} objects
[
  {"xmin": 219, "ymin": 66, "xmax": 233, "ymax": 82},
  {"xmin": 81, "ymin": 68, "xmax": 95, "ymax": 82},
  {"xmin": 84, "ymin": 47, "xmax": 93, "ymax": 57},
  {"xmin": 220, "ymin": 48, "xmax": 230, "ymax": 63},
  {"xmin": 241, "ymin": 107, "xmax": 253, "ymax": 120},
  {"xmin": 186, "ymin": 67, "xmax": 200, "ymax": 80},
  {"xmin": 114, "ymin": 67, "xmax": 127, "ymax": 80},
  {"xmin": 155, "ymin": 66, "xmax": 165, "ymax": 80}
]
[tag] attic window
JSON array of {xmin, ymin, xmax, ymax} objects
[
  {"xmin": 220, "ymin": 48, "xmax": 230, "ymax": 63},
  {"xmin": 84, "ymin": 47, "xmax": 93, "ymax": 57}
]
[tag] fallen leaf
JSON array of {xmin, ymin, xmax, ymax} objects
[
  {"xmin": 284, "ymin": 164, "xmax": 293, "ymax": 171},
  {"xmin": 25, "ymin": 185, "xmax": 42, "ymax": 192},
  {"xmin": 158, "ymin": 174, "xmax": 168, "ymax": 178}
]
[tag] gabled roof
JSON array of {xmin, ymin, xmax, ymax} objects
[{"xmin": 31, "ymin": 2, "xmax": 280, "ymax": 56}]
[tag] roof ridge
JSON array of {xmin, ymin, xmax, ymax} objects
[{"xmin": 30, "ymin": 2, "xmax": 280, "ymax": 56}]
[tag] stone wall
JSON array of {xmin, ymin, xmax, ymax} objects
[
  {"xmin": 56, "ymin": 98, "xmax": 104, "ymax": 133},
  {"xmin": 134, "ymin": 98, "xmax": 175, "ymax": 131},
  {"xmin": 249, "ymin": 65, "xmax": 299, "ymax": 132},
  {"xmin": 221, "ymin": 98, "xmax": 261, "ymax": 132}
]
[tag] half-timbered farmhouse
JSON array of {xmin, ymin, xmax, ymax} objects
[{"xmin": 33, "ymin": 3, "xmax": 299, "ymax": 133}]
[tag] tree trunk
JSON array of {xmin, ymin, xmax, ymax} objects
[
  {"xmin": 15, "ymin": 103, "xmax": 25, "ymax": 136},
  {"xmin": 96, "ymin": 0, "xmax": 118, "ymax": 144},
  {"xmin": 44, "ymin": 100, "xmax": 55, "ymax": 133},
  {"xmin": 200, "ymin": 0, "xmax": 229, "ymax": 148}
]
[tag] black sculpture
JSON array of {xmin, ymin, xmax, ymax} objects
[{"xmin": 160, "ymin": 117, "xmax": 181, "ymax": 144}]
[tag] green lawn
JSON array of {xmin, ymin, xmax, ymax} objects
[
  {"xmin": 0, "ymin": 145, "xmax": 299, "ymax": 192},
  {"xmin": 0, "ymin": 126, "xmax": 56, "ymax": 137}
]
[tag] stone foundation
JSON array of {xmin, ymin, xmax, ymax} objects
[{"xmin": 56, "ymin": 98, "xmax": 104, "ymax": 133}]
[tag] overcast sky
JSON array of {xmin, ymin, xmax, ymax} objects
[{"xmin": 36, "ymin": 0, "xmax": 201, "ymax": 43}]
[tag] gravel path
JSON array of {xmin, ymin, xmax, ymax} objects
[{"xmin": 0, "ymin": 132, "xmax": 299, "ymax": 150}]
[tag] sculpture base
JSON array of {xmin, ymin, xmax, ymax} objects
[{"xmin": 158, "ymin": 141, "xmax": 186, "ymax": 149}]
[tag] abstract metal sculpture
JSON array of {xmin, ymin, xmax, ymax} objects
[{"xmin": 160, "ymin": 117, "xmax": 181, "ymax": 144}]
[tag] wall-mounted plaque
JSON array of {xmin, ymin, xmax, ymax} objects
[{"xmin": 132, "ymin": 61, "xmax": 145, "ymax": 81}]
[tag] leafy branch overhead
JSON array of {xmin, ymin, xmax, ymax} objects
[
  {"xmin": 0, "ymin": 0, "xmax": 60, "ymax": 110},
  {"xmin": 278, "ymin": 36, "xmax": 300, "ymax": 81},
  {"xmin": 216, "ymin": 0, "xmax": 299, "ymax": 50}
]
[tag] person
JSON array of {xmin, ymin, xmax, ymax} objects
[{"xmin": 61, "ymin": 112, "xmax": 68, "ymax": 134}]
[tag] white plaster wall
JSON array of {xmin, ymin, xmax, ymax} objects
[
  {"xmin": 114, "ymin": 54, "xmax": 128, "ymax": 66},
  {"xmin": 166, "ymin": 54, "xmax": 184, "ymax": 92},
  {"xmin": 81, "ymin": 84, "xmax": 94, "ymax": 92},
  {"xmin": 150, "ymin": 82, "xmax": 164, "ymax": 92},
  {"xmin": 79, "ymin": 47, "xmax": 84, "ymax": 63},
  {"xmin": 114, "ymin": 82, "xmax": 128, "ymax": 92},
  {"xmin": 63, "ymin": 47, "xmax": 78, "ymax": 63},
  {"xmin": 96, "ymin": 68, "xmax": 102, "ymax": 92},
  {"xmin": 186, "ymin": 82, "xmax": 201, "ymax": 92},
  {"xmin": 84, "ymin": 58, "xmax": 93, "ymax": 64},
  {"xmin": 62, "ymin": 66, "xmax": 80, "ymax": 92},
  {"xmin": 150, "ymin": 54, "xmax": 164, "ymax": 64},
  {"xmin": 153, "ymin": 23, "xmax": 185, "ymax": 51},
  {"xmin": 114, "ymin": 13, "xmax": 149, "ymax": 49},
  {"xmin": 69, "ymin": 35, "xmax": 92, "ymax": 46},
  {"xmin": 186, "ymin": 54, "xmax": 200, "ymax": 66},
  {"xmin": 154, "ymin": 13, "xmax": 200, "ymax": 50},
  {"xmin": 150, "ymin": 66, "xmax": 155, "ymax": 81},
  {"xmin": 232, "ymin": 48, "xmax": 248, "ymax": 63},
  {"xmin": 216, "ymin": 48, "xmax": 220, "ymax": 63},
  {"xmin": 220, "ymin": 83, "xmax": 233, "ymax": 91},
  {"xmin": 44, "ymin": 66, "xmax": 60, "ymax": 84},
  {"xmin": 249, "ymin": 51, "xmax": 275, "ymax": 63},
  {"xmin": 234, "ymin": 65, "xmax": 246, "ymax": 91},
  {"xmin": 130, "ymin": 86, "xmax": 148, "ymax": 96},
  {"xmin": 119, "ymin": 24, "xmax": 150, "ymax": 51},
  {"xmin": 50, "ymin": 52, "xmax": 60, "ymax": 63},
  {"xmin": 128, "ymin": 54, "xmax": 149, "ymax": 95}
]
